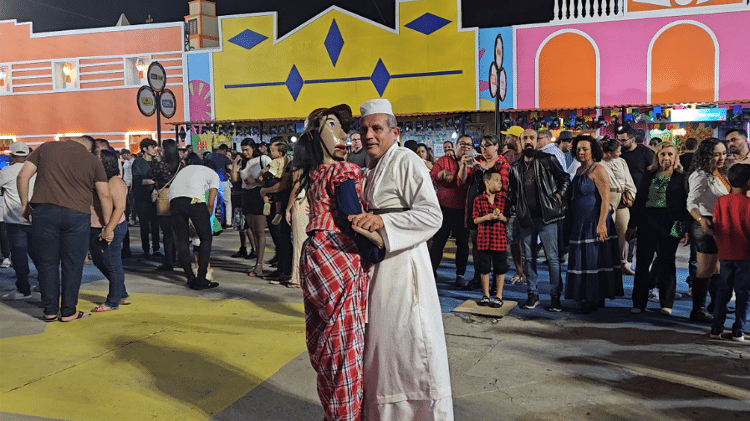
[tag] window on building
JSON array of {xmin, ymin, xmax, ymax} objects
[
  {"xmin": 188, "ymin": 19, "xmax": 198, "ymax": 35},
  {"xmin": 54, "ymin": 61, "xmax": 78, "ymax": 90},
  {"xmin": 0, "ymin": 66, "xmax": 9, "ymax": 93},
  {"xmin": 125, "ymin": 57, "xmax": 149, "ymax": 86}
]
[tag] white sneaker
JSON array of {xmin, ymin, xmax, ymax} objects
[
  {"xmin": 648, "ymin": 288, "xmax": 659, "ymax": 302},
  {"xmin": 0, "ymin": 258, "xmax": 11, "ymax": 268},
  {"xmin": 262, "ymin": 202, "xmax": 271, "ymax": 216},
  {"xmin": 3, "ymin": 289, "xmax": 32, "ymax": 301}
]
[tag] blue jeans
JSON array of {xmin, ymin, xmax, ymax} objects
[
  {"xmin": 712, "ymin": 258, "xmax": 750, "ymax": 334},
  {"xmin": 90, "ymin": 221, "xmax": 128, "ymax": 309},
  {"xmin": 6, "ymin": 223, "xmax": 39, "ymax": 295},
  {"xmin": 521, "ymin": 217, "xmax": 562, "ymax": 298},
  {"xmin": 32, "ymin": 204, "xmax": 90, "ymax": 318}
]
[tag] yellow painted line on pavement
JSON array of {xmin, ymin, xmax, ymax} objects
[{"xmin": 0, "ymin": 291, "xmax": 307, "ymax": 420}]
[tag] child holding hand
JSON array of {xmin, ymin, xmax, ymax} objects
[{"xmin": 473, "ymin": 169, "xmax": 510, "ymax": 308}]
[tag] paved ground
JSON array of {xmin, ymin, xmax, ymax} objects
[{"xmin": 1, "ymin": 227, "xmax": 748, "ymax": 421}]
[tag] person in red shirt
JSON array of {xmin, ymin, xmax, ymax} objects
[
  {"xmin": 429, "ymin": 136, "xmax": 473, "ymax": 286},
  {"xmin": 473, "ymin": 170, "xmax": 510, "ymax": 308},
  {"xmin": 709, "ymin": 163, "xmax": 750, "ymax": 341}
]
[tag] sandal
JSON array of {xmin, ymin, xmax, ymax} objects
[
  {"xmin": 248, "ymin": 266, "xmax": 263, "ymax": 277},
  {"xmin": 92, "ymin": 305, "xmax": 117, "ymax": 312},
  {"xmin": 284, "ymin": 282, "xmax": 301, "ymax": 288},
  {"xmin": 60, "ymin": 311, "xmax": 91, "ymax": 322},
  {"xmin": 478, "ymin": 296, "xmax": 491, "ymax": 306},
  {"xmin": 119, "ymin": 300, "xmax": 131, "ymax": 306},
  {"xmin": 42, "ymin": 315, "xmax": 58, "ymax": 322}
]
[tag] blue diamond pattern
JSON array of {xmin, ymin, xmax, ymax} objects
[
  {"xmin": 286, "ymin": 65, "xmax": 303, "ymax": 100},
  {"xmin": 404, "ymin": 13, "xmax": 451, "ymax": 35},
  {"xmin": 324, "ymin": 19, "xmax": 344, "ymax": 66},
  {"xmin": 370, "ymin": 59, "xmax": 390, "ymax": 97},
  {"xmin": 228, "ymin": 29, "xmax": 268, "ymax": 50}
]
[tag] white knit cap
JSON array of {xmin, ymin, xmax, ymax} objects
[{"xmin": 360, "ymin": 98, "xmax": 394, "ymax": 117}]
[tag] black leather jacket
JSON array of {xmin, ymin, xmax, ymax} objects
[{"xmin": 509, "ymin": 151, "xmax": 570, "ymax": 227}]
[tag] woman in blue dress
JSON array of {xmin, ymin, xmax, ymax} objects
[{"xmin": 565, "ymin": 135, "xmax": 623, "ymax": 313}]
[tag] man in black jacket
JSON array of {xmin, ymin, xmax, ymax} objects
[{"xmin": 509, "ymin": 128, "xmax": 570, "ymax": 311}]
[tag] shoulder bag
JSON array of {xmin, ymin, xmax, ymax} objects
[{"xmin": 152, "ymin": 164, "xmax": 182, "ymax": 216}]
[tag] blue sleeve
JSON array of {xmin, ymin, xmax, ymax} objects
[{"xmin": 336, "ymin": 179, "xmax": 385, "ymax": 264}]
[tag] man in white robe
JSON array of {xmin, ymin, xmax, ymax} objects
[{"xmin": 350, "ymin": 98, "xmax": 453, "ymax": 421}]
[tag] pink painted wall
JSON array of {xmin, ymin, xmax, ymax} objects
[{"xmin": 515, "ymin": 11, "xmax": 750, "ymax": 109}]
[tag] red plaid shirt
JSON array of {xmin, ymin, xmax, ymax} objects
[
  {"xmin": 430, "ymin": 154, "xmax": 467, "ymax": 210},
  {"xmin": 306, "ymin": 162, "xmax": 363, "ymax": 233},
  {"xmin": 473, "ymin": 191, "xmax": 509, "ymax": 251}
]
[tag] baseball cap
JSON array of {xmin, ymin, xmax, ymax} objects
[
  {"xmin": 9, "ymin": 141, "xmax": 30, "ymax": 157},
  {"xmin": 557, "ymin": 131, "xmax": 573, "ymax": 141},
  {"xmin": 501, "ymin": 126, "xmax": 524, "ymax": 138}
]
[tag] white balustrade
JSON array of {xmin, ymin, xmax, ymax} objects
[{"xmin": 552, "ymin": 0, "xmax": 625, "ymax": 21}]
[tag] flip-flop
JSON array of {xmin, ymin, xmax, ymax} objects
[
  {"xmin": 119, "ymin": 301, "xmax": 131, "ymax": 306},
  {"xmin": 60, "ymin": 311, "xmax": 91, "ymax": 322},
  {"xmin": 42, "ymin": 315, "xmax": 58, "ymax": 322},
  {"xmin": 92, "ymin": 305, "xmax": 117, "ymax": 312}
]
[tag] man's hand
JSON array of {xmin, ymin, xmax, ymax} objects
[
  {"xmin": 21, "ymin": 204, "xmax": 32, "ymax": 222},
  {"xmin": 438, "ymin": 170, "xmax": 454, "ymax": 183},
  {"xmin": 349, "ymin": 213, "xmax": 384, "ymax": 232}
]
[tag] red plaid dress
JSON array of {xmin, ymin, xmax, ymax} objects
[{"xmin": 300, "ymin": 161, "xmax": 369, "ymax": 421}]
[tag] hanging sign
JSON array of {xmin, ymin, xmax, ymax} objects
[
  {"xmin": 147, "ymin": 62, "xmax": 167, "ymax": 92},
  {"xmin": 137, "ymin": 86, "xmax": 157, "ymax": 117},
  {"xmin": 160, "ymin": 89, "xmax": 177, "ymax": 119}
]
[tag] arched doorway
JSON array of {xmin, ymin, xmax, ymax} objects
[
  {"xmin": 537, "ymin": 31, "xmax": 598, "ymax": 109},
  {"xmin": 649, "ymin": 22, "xmax": 717, "ymax": 104}
]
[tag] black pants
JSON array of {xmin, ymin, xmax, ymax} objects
[
  {"xmin": 135, "ymin": 194, "xmax": 160, "ymax": 253},
  {"xmin": 158, "ymin": 215, "xmax": 176, "ymax": 267},
  {"xmin": 633, "ymin": 209, "xmax": 679, "ymax": 310},
  {"xmin": 267, "ymin": 215, "xmax": 293, "ymax": 276},
  {"xmin": 430, "ymin": 207, "xmax": 469, "ymax": 276},
  {"xmin": 0, "ymin": 222, "xmax": 10, "ymax": 259},
  {"xmin": 171, "ymin": 197, "xmax": 212, "ymax": 284}
]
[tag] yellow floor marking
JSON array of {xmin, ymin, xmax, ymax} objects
[{"xmin": 0, "ymin": 291, "xmax": 307, "ymax": 420}]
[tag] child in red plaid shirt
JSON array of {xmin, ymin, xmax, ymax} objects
[{"xmin": 473, "ymin": 169, "xmax": 510, "ymax": 308}]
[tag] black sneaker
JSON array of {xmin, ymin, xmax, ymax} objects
[
  {"xmin": 193, "ymin": 281, "xmax": 220, "ymax": 290},
  {"xmin": 152, "ymin": 251, "xmax": 164, "ymax": 258},
  {"xmin": 478, "ymin": 296, "xmax": 491, "ymax": 306},
  {"xmin": 522, "ymin": 295, "xmax": 540, "ymax": 309},
  {"xmin": 231, "ymin": 248, "xmax": 247, "ymax": 258},
  {"xmin": 548, "ymin": 296, "xmax": 562, "ymax": 312},
  {"xmin": 690, "ymin": 308, "xmax": 713, "ymax": 323}
]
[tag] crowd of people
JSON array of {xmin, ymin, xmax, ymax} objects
[{"xmin": 0, "ymin": 101, "xmax": 749, "ymax": 419}]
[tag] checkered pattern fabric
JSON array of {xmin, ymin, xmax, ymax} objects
[
  {"xmin": 429, "ymin": 155, "xmax": 467, "ymax": 210},
  {"xmin": 306, "ymin": 162, "xmax": 364, "ymax": 233},
  {"xmin": 473, "ymin": 191, "xmax": 509, "ymax": 251},
  {"xmin": 301, "ymin": 230, "xmax": 368, "ymax": 421}
]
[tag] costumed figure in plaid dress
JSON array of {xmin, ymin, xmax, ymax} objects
[{"xmin": 294, "ymin": 104, "xmax": 385, "ymax": 421}]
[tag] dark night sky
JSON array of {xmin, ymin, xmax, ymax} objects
[{"xmin": 0, "ymin": 0, "xmax": 554, "ymax": 35}]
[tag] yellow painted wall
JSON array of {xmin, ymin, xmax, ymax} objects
[{"xmin": 212, "ymin": 0, "xmax": 476, "ymax": 120}]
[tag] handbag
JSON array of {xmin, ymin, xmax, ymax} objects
[{"xmin": 152, "ymin": 166, "xmax": 181, "ymax": 216}]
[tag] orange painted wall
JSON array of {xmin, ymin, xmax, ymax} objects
[
  {"xmin": 650, "ymin": 24, "xmax": 715, "ymax": 104},
  {"xmin": 0, "ymin": 21, "xmax": 184, "ymax": 143},
  {"xmin": 538, "ymin": 33, "xmax": 597, "ymax": 109},
  {"xmin": 0, "ymin": 21, "xmax": 183, "ymax": 63}
]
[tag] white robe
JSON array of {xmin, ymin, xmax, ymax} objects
[{"xmin": 362, "ymin": 145, "xmax": 454, "ymax": 421}]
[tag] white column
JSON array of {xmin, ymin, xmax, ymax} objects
[{"xmin": 553, "ymin": 0, "xmax": 560, "ymax": 21}]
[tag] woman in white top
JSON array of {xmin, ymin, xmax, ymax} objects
[
  {"xmin": 600, "ymin": 139, "xmax": 637, "ymax": 276},
  {"xmin": 686, "ymin": 138, "xmax": 729, "ymax": 323},
  {"xmin": 232, "ymin": 138, "xmax": 272, "ymax": 276}
]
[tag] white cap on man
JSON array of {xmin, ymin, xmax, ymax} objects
[
  {"xmin": 360, "ymin": 98, "xmax": 394, "ymax": 118},
  {"xmin": 9, "ymin": 141, "xmax": 30, "ymax": 157}
]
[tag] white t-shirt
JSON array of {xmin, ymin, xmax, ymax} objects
[
  {"xmin": 240, "ymin": 155, "xmax": 272, "ymax": 189},
  {"xmin": 168, "ymin": 165, "xmax": 220, "ymax": 202},
  {"xmin": 0, "ymin": 163, "xmax": 36, "ymax": 225}
]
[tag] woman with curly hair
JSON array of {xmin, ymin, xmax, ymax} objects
[
  {"xmin": 686, "ymin": 138, "xmax": 729, "ymax": 323},
  {"xmin": 295, "ymin": 104, "xmax": 384, "ymax": 421}
]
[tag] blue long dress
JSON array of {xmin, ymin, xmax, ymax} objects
[{"xmin": 565, "ymin": 169, "xmax": 624, "ymax": 304}]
